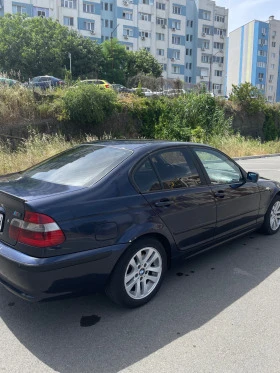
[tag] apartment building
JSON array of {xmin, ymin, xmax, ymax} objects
[
  {"xmin": 1, "ymin": 0, "xmax": 228, "ymax": 94},
  {"xmin": 228, "ymin": 16, "xmax": 280, "ymax": 103}
]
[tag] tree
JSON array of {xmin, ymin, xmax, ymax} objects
[
  {"xmin": 101, "ymin": 39, "xmax": 128, "ymax": 84},
  {"xmin": 230, "ymin": 82, "xmax": 266, "ymax": 113},
  {"xmin": 126, "ymin": 49, "xmax": 162, "ymax": 81},
  {"xmin": 0, "ymin": 14, "xmax": 104, "ymax": 80}
]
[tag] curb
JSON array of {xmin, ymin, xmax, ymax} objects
[{"xmin": 234, "ymin": 153, "xmax": 280, "ymax": 161}]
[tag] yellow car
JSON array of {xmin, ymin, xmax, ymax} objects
[{"xmin": 78, "ymin": 79, "xmax": 111, "ymax": 88}]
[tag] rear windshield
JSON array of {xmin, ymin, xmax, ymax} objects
[{"xmin": 23, "ymin": 145, "xmax": 132, "ymax": 187}]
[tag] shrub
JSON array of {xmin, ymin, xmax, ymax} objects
[
  {"xmin": 63, "ymin": 85, "xmax": 117, "ymax": 126},
  {"xmin": 155, "ymin": 93, "xmax": 232, "ymax": 142}
]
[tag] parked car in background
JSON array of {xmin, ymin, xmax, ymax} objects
[
  {"xmin": 0, "ymin": 141, "xmax": 279, "ymax": 308},
  {"xmin": 0, "ymin": 77, "xmax": 21, "ymax": 87},
  {"xmin": 111, "ymin": 84, "xmax": 133, "ymax": 93},
  {"xmin": 132, "ymin": 87, "xmax": 154, "ymax": 97},
  {"xmin": 77, "ymin": 79, "xmax": 111, "ymax": 88},
  {"xmin": 27, "ymin": 76, "xmax": 65, "ymax": 90},
  {"xmin": 163, "ymin": 89, "xmax": 186, "ymax": 97}
]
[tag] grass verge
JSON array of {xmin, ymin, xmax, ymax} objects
[{"xmin": 0, "ymin": 132, "xmax": 280, "ymax": 176}]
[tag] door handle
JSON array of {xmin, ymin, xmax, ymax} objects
[
  {"xmin": 154, "ymin": 199, "xmax": 174, "ymax": 207},
  {"xmin": 214, "ymin": 190, "xmax": 225, "ymax": 198}
]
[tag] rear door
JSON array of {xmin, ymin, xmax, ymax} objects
[{"xmin": 132, "ymin": 147, "xmax": 217, "ymax": 251}]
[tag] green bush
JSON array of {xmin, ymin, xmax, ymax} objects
[
  {"xmin": 263, "ymin": 106, "xmax": 280, "ymax": 141},
  {"xmin": 63, "ymin": 85, "xmax": 117, "ymax": 126},
  {"xmin": 155, "ymin": 93, "xmax": 232, "ymax": 142}
]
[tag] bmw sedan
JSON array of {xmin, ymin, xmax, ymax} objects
[{"xmin": 0, "ymin": 141, "xmax": 279, "ymax": 308}]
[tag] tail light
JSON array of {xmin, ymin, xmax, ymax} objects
[
  {"xmin": 9, "ymin": 211, "xmax": 65, "ymax": 247},
  {"xmin": 105, "ymin": 84, "xmax": 110, "ymax": 88}
]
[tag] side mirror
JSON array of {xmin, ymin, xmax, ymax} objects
[{"xmin": 247, "ymin": 172, "xmax": 259, "ymax": 183}]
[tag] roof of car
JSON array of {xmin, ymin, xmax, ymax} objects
[{"xmin": 82, "ymin": 140, "xmax": 207, "ymax": 151}]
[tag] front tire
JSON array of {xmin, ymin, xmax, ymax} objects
[
  {"xmin": 261, "ymin": 196, "xmax": 280, "ymax": 235},
  {"xmin": 106, "ymin": 238, "xmax": 167, "ymax": 308}
]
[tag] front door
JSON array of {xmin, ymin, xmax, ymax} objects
[{"xmin": 191, "ymin": 146, "xmax": 261, "ymax": 240}]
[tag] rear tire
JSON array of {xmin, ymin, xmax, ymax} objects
[
  {"xmin": 106, "ymin": 238, "xmax": 167, "ymax": 308},
  {"xmin": 261, "ymin": 196, "xmax": 280, "ymax": 235}
]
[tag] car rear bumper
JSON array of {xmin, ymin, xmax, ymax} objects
[{"xmin": 0, "ymin": 241, "xmax": 127, "ymax": 301}]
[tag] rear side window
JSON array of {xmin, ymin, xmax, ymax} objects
[
  {"xmin": 23, "ymin": 145, "xmax": 132, "ymax": 187},
  {"xmin": 151, "ymin": 149, "xmax": 201, "ymax": 189},
  {"xmin": 133, "ymin": 159, "xmax": 161, "ymax": 193}
]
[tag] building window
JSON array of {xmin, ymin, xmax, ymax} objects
[
  {"xmin": 172, "ymin": 36, "xmax": 181, "ymax": 45},
  {"xmin": 258, "ymin": 73, "xmax": 264, "ymax": 80},
  {"xmin": 173, "ymin": 51, "xmax": 180, "ymax": 60},
  {"xmin": 156, "ymin": 17, "xmax": 167, "ymax": 26},
  {"xmin": 157, "ymin": 49, "xmax": 164, "ymax": 56},
  {"xmin": 139, "ymin": 31, "xmax": 151, "ymax": 38},
  {"xmin": 156, "ymin": 33, "xmax": 165, "ymax": 41},
  {"xmin": 64, "ymin": 16, "xmax": 74, "ymax": 26},
  {"xmin": 172, "ymin": 21, "xmax": 181, "ymax": 30},
  {"xmin": 37, "ymin": 9, "xmax": 47, "ymax": 17},
  {"xmin": 144, "ymin": 47, "xmax": 151, "ymax": 52},
  {"xmin": 267, "ymin": 96, "xmax": 273, "ymax": 101},
  {"xmin": 124, "ymin": 28, "xmax": 133, "ymax": 36},
  {"xmin": 188, "ymin": 77, "xmax": 192, "ymax": 83},
  {"xmin": 123, "ymin": 11, "xmax": 133, "ymax": 20},
  {"xmin": 259, "ymin": 39, "xmax": 268, "ymax": 45},
  {"xmin": 214, "ymin": 70, "xmax": 223, "ymax": 77},
  {"xmin": 214, "ymin": 42, "xmax": 224, "ymax": 49},
  {"xmin": 156, "ymin": 2, "xmax": 166, "ymax": 10},
  {"xmin": 202, "ymin": 11, "xmax": 211, "ymax": 20},
  {"xmin": 84, "ymin": 21, "xmax": 94, "ymax": 30},
  {"xmin": 139, "ymin": 13, "xmax": 151, "ymax": 21},
  {"xmin": 202, "ymin": 40, "xmax": 210, "ymax": 49},
  {"xmin": 202, "ymin": 27, "xmax": 211, "ymax": 35},
  {"xmin": 268, "ymin": 85, "xmax": 273, "ymax": 91},
  {"xmin": 12, "ymin": 5, "xmax": 26, "ymax": 14},
  {"xmin": 258, "ymin": 50, "xmax": 267, "ymax": 57},
  {"xmin": 269, "ymin": 75, "xmax": 274, "ymax": 81},
  {"xmin": 212, "ymin": 56, "xmax": 224, "ymax": 63},
  {"xmin": 83, "ymin": 3, "xmax": 94, "ymax": 13},
  {"xmin": 256, "ymin": 84, "xmax": 265, "ymax": 90},
  {"xmin": 110, "ymin": 20, "xmax": 113, "ymax": 28},
  {"xmin": 201, "ymin": 55, "xmax": 210, "ymax": 63},
  {"xmin": 257, "ymin": 62, "xmax": 266, "ymax": 68},
  {"xmin": 214, "ymin": 28, "xmax": 225, "ymax": 36},
  {"xmin": 270, "ymin": 64, "xmax": 275, "ymax": 69},
  {"xmin": 141, "ymin": 0, "xmax": 151, "ymax": 4},
  {"xmin": 172, "ymin": 66, "xmax": 180, "ymax": 74},
  {"xmin": 187, "ymin": 20, "xmax": 193, "ymax": 27},
  {"xmin": 215, "ymin": 15, "xmax": 224, "ymax": 23},
  {"xmin": 173, "ymin": 6, "xmax": 181, "ymax": 15},
  {"xmin": 272, "ymin": 41, "xmax": 276, "ymax": 47},
  {"xmin": 61, "ymin": 0, "xmax": 77, "ymax": 9}
]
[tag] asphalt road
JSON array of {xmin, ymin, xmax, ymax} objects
[{"xmin": 0, "ymin": 156, "xmax": 280, "ymax": 373}]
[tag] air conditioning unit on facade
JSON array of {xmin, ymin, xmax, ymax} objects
[
  {"xmin": 141, "ymin": 36, "xmax": 145, "ymax": 40},
  {"xmin": 202, "ymin": 32, "xmax": 206, "ymax": 37},
  {"xmin": 200, "ymin": 76, "xmax": 204, "ymax": 79},
  {"xmin": 171, "ymin": 57, "xmax": 175, "ymax": 61},
  {"xmin": 123, "ymin": 0, "xmax": 129, "ymax": 6},
  {"xmin": 172, "ymin": 28, "xmax": 176, "ymax": 31},
  {"xmin": 90, "ymin": 30, "xmax": 95, "ymax": 35},
  {"xmin": 161, "ymin": 24, "xmax": 166, "ymax": 29},
  {"xmin": 124, "ymin": 35, "xmax": 129, "ymax": 39},
  {"xmin": 201, "ymin": 47, "xmax": 205, "ymax": 51}
]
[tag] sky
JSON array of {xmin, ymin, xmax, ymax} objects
[{"xmin": 214, "ymin": 0, "xmax": 280, "ymax": 33}]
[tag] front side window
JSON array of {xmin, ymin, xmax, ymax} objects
[{"xmin": 193, "ymin": 148, "xmax": 243, "ymax": 185}]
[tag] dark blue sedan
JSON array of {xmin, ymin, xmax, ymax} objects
[{"xmin": 0, "ymin": 141, "xmax": 279, "ymax": 307}]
